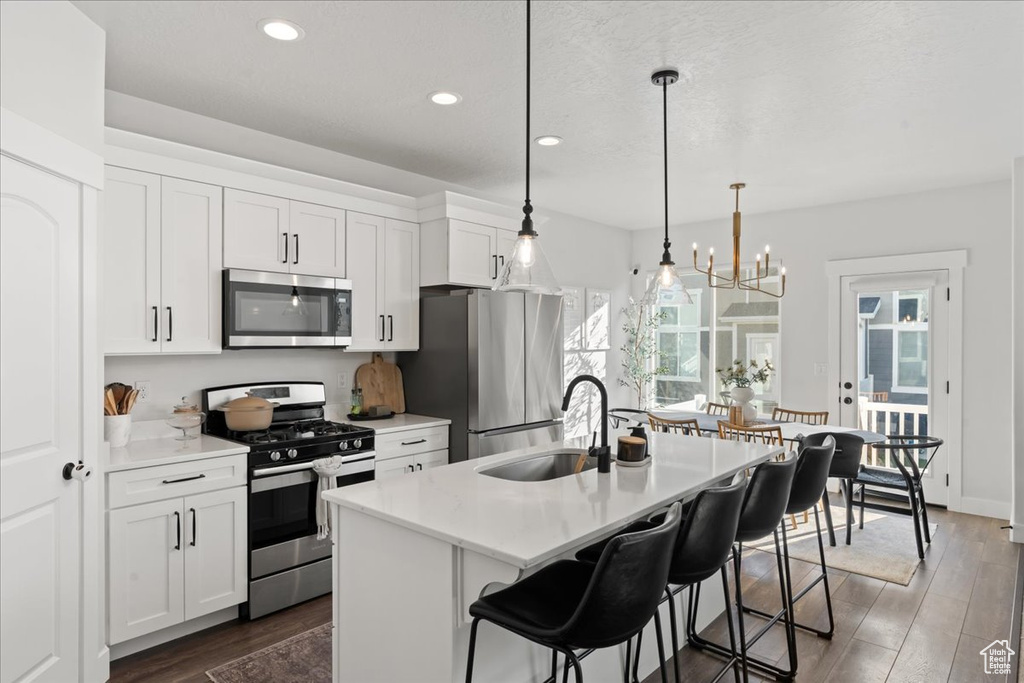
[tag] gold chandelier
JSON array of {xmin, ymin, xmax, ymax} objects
[{"xmin": 692, "ymin": 183, "xmax": 787, "ymax": 298}]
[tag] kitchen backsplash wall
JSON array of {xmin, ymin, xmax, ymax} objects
[{"xmin": 105, "ymin": 349, "xmax": 383, "ymax": 421}]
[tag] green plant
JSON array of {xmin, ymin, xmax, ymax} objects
[
  {"xmin": 619, "ymin": 297, "xmax": 666, "ymax": 409},
  {"xmin": 717, "ymin": 359, "xmax": 774, "ymax": 388}
]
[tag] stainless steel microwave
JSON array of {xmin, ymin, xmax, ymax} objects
[{"xmin": 223, "ymin": 270, "xmax": 352, "ymax": 348}]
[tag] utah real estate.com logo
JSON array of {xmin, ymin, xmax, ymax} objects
[{"xmin": 979, "ymin": 639, "xmax": 1015, "ymax": 676}]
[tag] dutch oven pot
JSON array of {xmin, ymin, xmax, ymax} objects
[{"xmin": 218, "ymin": 393, "xmax": 275, "ymax": 431}]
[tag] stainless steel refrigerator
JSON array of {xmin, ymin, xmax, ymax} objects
[{"xmin": 398, "ymin": 290, "xmax": 563, "ymax": 462}]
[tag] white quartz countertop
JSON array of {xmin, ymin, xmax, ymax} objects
[
  {"xmin": 106, "ymin": 435, "xmax": 249, "ymax": 472},
  {"xmin": 322, "ymin": 408, "xmax": 450, "ymax": 435},
  {"xmin": 324, "ymin": 430, "xmax": 783, "ymax": 569}
]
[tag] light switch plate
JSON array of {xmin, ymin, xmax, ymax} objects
[{"xmin": 813, "ymin": 363, "xmax": 827, "ymax": 376}]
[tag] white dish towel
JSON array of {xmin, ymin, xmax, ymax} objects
[{"xmin": 312, "ymin": 455, "xmax": 345, "ymax": 540}]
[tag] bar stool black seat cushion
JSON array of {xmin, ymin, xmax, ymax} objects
[
  {"xmin": 735, "ymin": 457, "xmax": 799, "ymax": 543},
  {"xmin": 470, "ymin": 502, "xmax": 683, "ymax": 650},
  {"xmin": 784, "ymin": 438, "xmax": 835, "ymax": 515},
  {"xmin": 801, "ymin": 432, "xmax": 863, "ymax": 479}
]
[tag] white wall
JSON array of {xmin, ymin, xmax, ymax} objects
[
  {"xmin": 0, "ymin": 1, "xmax": 105, "ymax": 155},
  {"xmin": 1012, "ymin": 157, "xmax": 1024, "ymax": 542},
  {"xmin": 631, "ymin": 181, "xmax": 1013, "ymax": 515}
]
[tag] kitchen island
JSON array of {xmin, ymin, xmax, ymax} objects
[{"xmin": 323, "ymin": 431, "xmax": 784, "ymax": 683}]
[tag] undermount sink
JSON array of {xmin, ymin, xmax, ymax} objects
[{"xmin": 479, "ymin": 450, "xmax": 597, "ymax": 482}]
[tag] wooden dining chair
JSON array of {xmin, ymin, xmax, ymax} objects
[
  {"xmin": 718, "ymin": 421, "xmax": 806, "ymax": 529},
  {"xmin": 705, "ymin": 402, "xmax": 730, "ymax": 416},
  {"xmin": 772, "ymin": 407, "xmax": 829, "ymax": 425},
  {"xmin": 648, "ymin": 415, "xmax": 702, "ymax": 437}
]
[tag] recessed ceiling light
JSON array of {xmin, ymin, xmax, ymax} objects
[
  {"xmin": 535, "ymin": 135, "xmax": 563, "ymax": 146},
  {"xmin": 429, "ymin": 91, "xmax": 462, "ymax": 106},
  {"xmin": 258, "ymin": 19, "xmax": 304, "ymax": 41}
]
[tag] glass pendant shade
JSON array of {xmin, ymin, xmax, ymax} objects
[
  {"xmin": 494, "ymin": 233, "xmax": 560, "ymax": 294},
  {"xmin": 642, "ymin": 260, "xmax": 692, "ymax": 307}
]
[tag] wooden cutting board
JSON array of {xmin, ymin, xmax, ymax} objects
[{"xmin": 355, "ymin": 352, "xmax": 406, "ymax": 413}]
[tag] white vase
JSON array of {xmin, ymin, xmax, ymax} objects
[
  {"xmin": 104, "ymin": 414, "xmax": 131, "ymax": 448},
  {"xmin": 730, "ymin": 386, "xmax": 757, "ymax": 422}
]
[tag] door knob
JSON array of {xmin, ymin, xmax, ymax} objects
[
  {"xmin": 843, "ymin": 397, "xmax": 853, "ymax": 405},
  {"xmin": 63, "ymin": 461, "xmax": 92, "ymax": 482}
]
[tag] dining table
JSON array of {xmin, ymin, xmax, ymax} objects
[{"xmin": 643, "ymin": 409, "xmax": 888, "ymax": 444}]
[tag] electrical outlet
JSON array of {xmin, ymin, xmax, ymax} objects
[
  {"xmin": 134, "ymin": 380, "xmax": 151, "ymax": 402},
  {"xmin": 337, "ymin": 372, "xmax": 348, "ymax": 389},
  {"xmin": 813, "ymin": 363, "xmax": 827, "ymax": 377}
]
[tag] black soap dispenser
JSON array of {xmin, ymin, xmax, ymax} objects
[{"xmin": 629, "ymin": 424, "xmax": 648, "ymax": 458}]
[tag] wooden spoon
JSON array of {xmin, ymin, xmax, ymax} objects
[
  {"xmin": 124, "ymin": 389, "xmax": 139, "ymax": 415},
  {"xmin": 104, "ymin": 389, "xmax": 118, "ymax": 416}
]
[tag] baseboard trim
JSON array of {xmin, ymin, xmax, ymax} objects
[
  {"xmin": 959, "ymin": 496, "xmax": 1012, "ymax": 520},
  {"xmin": 110, "ymin": 606, "xmax": 239, "ymax": 661}
]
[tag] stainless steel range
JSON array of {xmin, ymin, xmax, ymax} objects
[{"xmin": 202, "ymin": 381, "xmax": 375, "ymax": 619}]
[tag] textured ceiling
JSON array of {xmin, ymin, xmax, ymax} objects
[{"xmin": 74, "ymin": 0, "xmax": 1023, "ymax": 229}]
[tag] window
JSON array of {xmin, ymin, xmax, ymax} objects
[
  {"xmin": 892, "ymin": 289, "xmax": 928, "ymax": 393},
  {"xmin": 651, "ymin": 266, "xmax": 781, "ymax": 412},
  {"xmin": 657, "ymin": 290, "xmax": 701, "ymax": 383}
]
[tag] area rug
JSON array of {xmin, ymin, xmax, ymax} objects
[
  {"xmin": 750, "ymin": 505, "xmax": 938, "ymax": 585},
  {"xmin": 206, "ymin": 623, "xmax": 331, "ymax": 683}
]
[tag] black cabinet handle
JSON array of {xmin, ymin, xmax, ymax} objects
[
  {"xmin": 401, "ymin": 439, "xmax": 427, "ymax": 446},
  {"xmin": 152, "ymin": 306, "xmax": 158, "ymax": 342},
  {"xmin": 492, "ymin": 254, "xmax": 498, "ymax": 279},
  {"xmin": 166, "ymin": 307, "xmax": 172, "ymax": 342},
  {"xmin": 407, "ymin": 464, "xmax": 414, "ymax": 473},
  {"xmin": 379, "ymin": 315, "xmax": 385, "ymax": 342},
  {"xmin": 162, "ymin": 473, "xmax": 206, "ymax": 484},
  {"xmin": 282, "ymin": 232, "xmax": 289, "ymax": 263},
  {"xmin": 499, "ymin": 255, "xmax": 505, "ymax": 267},
  {"xmin": 173, "ymin": 511, "xmax": 181, "ymax": 550},
  {"xmin": 190, "ymin": 508, "xmax": 197, "ymax": 547},
  {"xmin": 387, "ymin": 315, "xmax": 393, "ymax": 342},
  {"xmin": 293, "ymin": 234, "xmax": 299, "ymax": 265},
  {"xmin": 416, "ymin": 463, "xmax": 423, "ymax": 471}
]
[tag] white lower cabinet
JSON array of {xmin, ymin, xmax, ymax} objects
[
  {"xmin": 374, "ymin": 425, "xmax": 449, "ymax": 478},
  {"xmin": 107, "ymin": 456, "xmax": 246, "ymax": 645}
]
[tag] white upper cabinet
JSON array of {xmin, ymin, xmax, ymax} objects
[
  {"xmin": 224, "ymin": 190, "xmax": 346, "ymax": 278},
  {"xmin": 104, "ymin": 167, "xmax": 222, "ymax": 355},
  {"xmin": 290, "ymin": 201, "xmax": 346, "ymax": 278},
  {"xmin": 223, "ymin": 189, "xmax": 291, "ymax": 273},
  {"xmin": 384, "ymin": 219, "xmax": 419, "ymax": 350},
  {"xmin": 346, "ymin": 213, "xmax": 419, "ymax": 351},
  {"xmin": 161, "ymin": 177, "xmax": 223, "ymax": 354},
  {"xmin": 420, "ymin": 218, "xmax": 517, "ymax": 288},
  {"xmin": 104, "ymin": 167, "xmax": 162, "ymax": 353}
]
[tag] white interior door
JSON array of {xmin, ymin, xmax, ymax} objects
[
  {"xmin": 838, "ymin": 270, "xmax": 949, "ymax": 505},
  {"xmin": 0, "ymin": 154, "xmax": 82, "ymax": 682}
]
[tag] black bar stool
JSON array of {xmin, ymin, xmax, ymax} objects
[
  {"xmin": 731, "ymin": 438, "xmax": 837, "ymax": 680},
  {"xmin": 464, "ymin": 502, "xmax": 684, "ymax": 683},
  {"xmin": 686, "ymin": 457, "xmax": 799, "ymax": 683},
  {"xmin": 575, "ymin": 479, "xmax": 749, "ymax": 683},
  {"xmin": 801, "ymin": 432, "xmax": 865, "ymax": 546}
]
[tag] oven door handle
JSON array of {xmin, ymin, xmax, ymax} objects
[{"xmin": 252, "ymin": 451, "xmax": 376, "ymax": 478}]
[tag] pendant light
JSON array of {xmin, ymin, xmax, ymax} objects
[
  {"xmin": 494, "ymin": 0, "xmax": 560, "ymax": 295},
  {"xmin": 643, "ymin": 70, "xmax": 692, "ymax": 307}
]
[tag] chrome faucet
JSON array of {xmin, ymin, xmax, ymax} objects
[{"xmin": 561, "ymin": 374, "xmax": 611, "ymax": 473}]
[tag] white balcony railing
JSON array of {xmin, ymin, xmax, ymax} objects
[{"xmin": 858, "ymin": 399, "xmax": 929, "ymax": 469}]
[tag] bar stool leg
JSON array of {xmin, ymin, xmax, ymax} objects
[
  {"xmin": 812, "ymin": 505, "xmax": 836, "ymax": 636},
  {"xmin": 465, "ymin": 618, "xmax": 481, "ymax": 683},
  {"xmin": 719, "ymin": 564, "xmax": 741, "ymax": 683},
  {"xmin": 631, "ymin": 628, "xmax": 644, "ymax": 683},
  {"xmin": 778, "ymin": 523, "xmax": 798, "ymax": 678},
  {"xmin": 653, "ymin": 611, "xmax": 669, "ymax": 683},
  {"xmin": 666, "ymin": 587, "xmax": 682, "ymax": 683},
  {"xmin": 728, "ymin": 547, "xmax": 748, "ymax": 683}
]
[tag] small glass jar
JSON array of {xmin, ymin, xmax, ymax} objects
[{"xmin": 350, "ymin": 387, "xmax": 363, "ymax": 415}]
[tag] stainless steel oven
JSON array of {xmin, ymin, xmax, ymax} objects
[
  {"xmin": 246, "ymin": 452, "xmax": 374, "ymax": 619},
  {"xmin": 223, "ymin": 269, "xmax": 352, "ymax": 348}
]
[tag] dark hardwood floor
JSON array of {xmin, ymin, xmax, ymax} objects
[
  {"xmin": 109, "ymin": 596, "xmax": 331, "ymax": 683},
  {"xmin": 110, "ymin": 507, "xmax": 1019, "ymax": 683}
]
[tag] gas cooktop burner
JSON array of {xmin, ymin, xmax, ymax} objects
[{"xmin": 226, "ymin": 420, "xmax": 366, "ymax": 445}]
